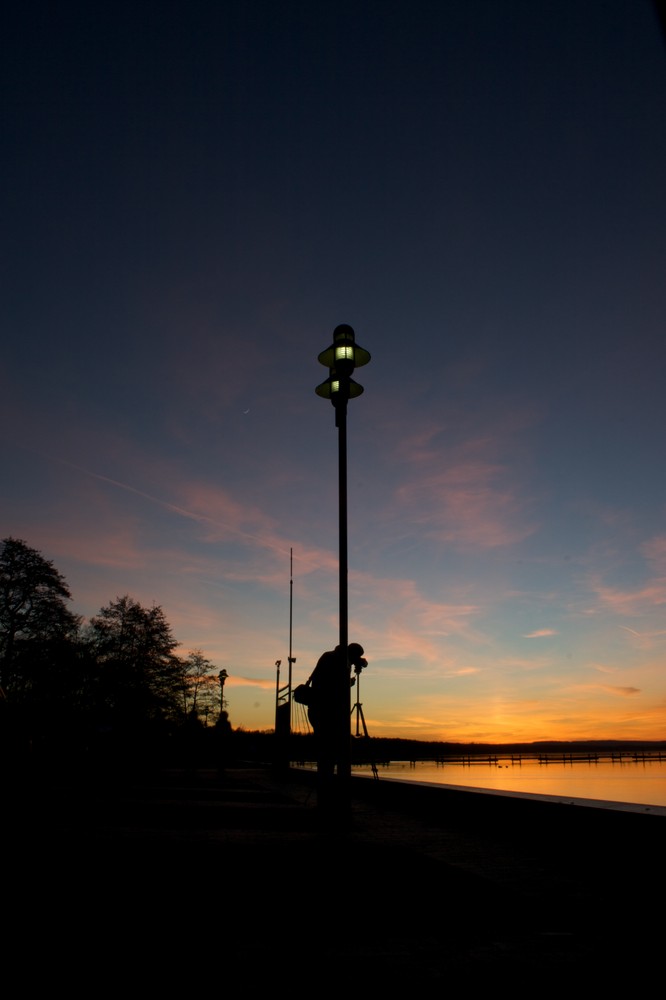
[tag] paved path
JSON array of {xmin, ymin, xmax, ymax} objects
[{"xmin": 4, "ymin": 766, "xmax": 662, "ymax": 988}]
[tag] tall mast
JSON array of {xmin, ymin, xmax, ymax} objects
[
  {"xmin": 273, "ymin": 549, "xmax": 294, "ymax": 761},
  {"xmin": 288, "ymin": 547, "xmax": 294, "ymax": 728}
]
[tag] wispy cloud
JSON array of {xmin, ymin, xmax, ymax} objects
[
  {"xmin": 227, "ymin": 676, "xmax": 275, "ymax": 690},
  {"xmin": 588, "ymin": 577, "xmax": 666, "ymax": 616},
  {"xmin": 522, "ymin": 628, "xmax": 558, "ymax": 638},
  {"xmin": 601, "ymin": 686, "xmax": 640, "ymax": 697},
  {"xmin": 395, "ymin": 467, "xmax": 534, "ymax": 548},
  {"xmin": 640, "ymin": 535, "xmax": 666, "ymax": 570},
  {"xmin": 391, "ymin": 424, "xmax": 537, "ymax": 550},
  {"xmin": 351, "ymin": 571, "xmax": 485, "ymax": 660},
  {"xmin": 68, "ymin": 460, "xmax": 285, "ymax": 556},
  {"xmin": 617, "ymin": 624, "xmax": 666, "ymax": 652}
]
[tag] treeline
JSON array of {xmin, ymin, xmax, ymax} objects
[
  {"xmin": 233, "ymin": 733, "xmax": 666, "ymax": 766},
  {"xmin": 0, "ymin": 537, "xmax": 227, "ymax": 768}
]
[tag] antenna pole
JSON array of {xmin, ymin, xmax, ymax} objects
[{"xmin": 288, "ymin": 547, "xmax": 294, "ymax": 729}]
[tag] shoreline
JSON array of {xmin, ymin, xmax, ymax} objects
[{"xmin": 351, "ymin": 769, "xmax": 666, "ymax": 816}]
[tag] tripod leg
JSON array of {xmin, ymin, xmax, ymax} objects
[{"xmin": 356, "ymin": 704, "xmax": 379, "ymax": 780}]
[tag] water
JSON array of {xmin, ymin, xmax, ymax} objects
[{"xmin": 352, "ymin": 756, "xmax": 666, "ymax": 809}]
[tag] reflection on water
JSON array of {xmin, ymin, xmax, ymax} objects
[{"xmin": 352, "ymin": 757, "xmax": 666, "ymax": 807}]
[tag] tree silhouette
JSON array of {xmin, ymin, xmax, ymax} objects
[
  {"xmin": 0, "ymin": 537, "xmax": 80, "ymax": 702},
  {"xmin": 179, "ymin": 649, "xmax": 219, "ymax": 722},
  {"xmin": 86, "ymin": 595, "xmax": 183, "ymax": 729},
  {"xmin": 0, "ymin": 540, "xmax": 224, "ymax": 764}
]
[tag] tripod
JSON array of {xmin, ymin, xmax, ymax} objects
[{"xmin": 350, "ymin": 665, "xmax": 379, "ymax": 779}]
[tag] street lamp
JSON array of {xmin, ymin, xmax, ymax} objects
[
  {"xmin": 315, "ymin": 324, "xmax": 370, "ymax": 797},
  {"xmin": 218, "ymin": 669, "xmax": 228, "ymax": 719}
]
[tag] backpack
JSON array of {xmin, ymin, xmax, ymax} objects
[{"xmin": 293, "ymin": 676, "xmax": 315, "ymax": 705}]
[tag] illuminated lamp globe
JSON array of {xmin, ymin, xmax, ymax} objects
[
  {"xmin": 315, "ymin": 369, "xmax": 365, "ymax": 404},
  {"xmin": 318, "ymin": 325, "xmax": 371, "ymax": 377}
]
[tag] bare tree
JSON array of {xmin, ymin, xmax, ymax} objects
[{"xmin": 179, "ymin": 649, "xmax": 220, "ymax": 724}]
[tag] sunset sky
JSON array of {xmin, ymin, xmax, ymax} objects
[{"xmin": 3, "ymin": 1, "xmax": 666, "ymax": 742}]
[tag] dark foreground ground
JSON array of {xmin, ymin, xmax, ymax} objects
[{"xmin": 4, "ymin": 764, "xmax": 664, "ymax": 989}]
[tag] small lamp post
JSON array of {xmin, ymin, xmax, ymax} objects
[
  {"xmin": 315, "ymin": 324, "xmax": 370, "ymax": 800},
  {"xmin": 218, "ymin": 669, "xmax": 228, "ymax": 719}
]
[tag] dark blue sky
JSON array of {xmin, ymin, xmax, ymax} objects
[{"xmin": 2, "ymin": 1, "xmax": 665, "ymax": 740}]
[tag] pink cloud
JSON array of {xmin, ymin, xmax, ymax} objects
[
  {"xmin": 226, "ymin": 676, "xmax": 275, "ymax": 690},
  {"xmin": 47, "ymin": 458, "xmax": 320, "ymax": 588},
  {"xmin": 351, "ymin": 572, "xmax": 484, "ymax": 654},
  {"xmin": 584, "ymin": 539, "xmax": 666, "ymax": 621},
  {"xmin": 640, "ymin": 535, "xmax": 666, "ymax": 571},
  {"xmin": 395, "ymin": 462, "xmax": 535, "ymax": 547},
  {"xmin": 391, "ymin": 423, "xmax": 537, "ymax": 549},
  {"xmin": 589, "ymin": 577, "xmax": 666, "ymax": 615},
  {"xmin": 591, "ymin": 664, "xmax": 616, "ymax": 675},
  {"xmin": 523, "ymin": 628, "xmax": 558, "ymax": 638}
]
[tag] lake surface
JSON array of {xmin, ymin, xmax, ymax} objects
[{"xmin": 352, "ymin": 757, "xmax": 666, "ymax": 808}]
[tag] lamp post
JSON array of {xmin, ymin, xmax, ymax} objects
[
  {"xmin": 274, "ymin": 659, "xmax": 282, "ymax": 719},
  {"xmin": 218, "ymin": 669, "xmax": 228, "ymax": 719},
  {"xmin": 315, "ymin": 324, "xmax": 370, "ymax": 798}
]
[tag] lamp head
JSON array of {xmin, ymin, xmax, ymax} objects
[
  {"xmin": 315, "ymin": 368, "xmax": 364, "ymax": 405},
  {"xmin": 318, "ymin": 324, "xmax": 371, "ymax": 376}
]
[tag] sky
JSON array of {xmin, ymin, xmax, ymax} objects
[{"xmin": 2, "ymin": 0, "xmax": 666, "ymax": 743}]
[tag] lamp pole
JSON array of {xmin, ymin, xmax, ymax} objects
[
  {"xmin": 316, "ymin": 325, "xmax": 370, "ymax": 801},
  {"xmin": 218, "ymin": 669, "xmax": 228, "ymax": 719},
  {"xmin": 274, "ymin": 660, "xmax": 282, "ymax": 719}
]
